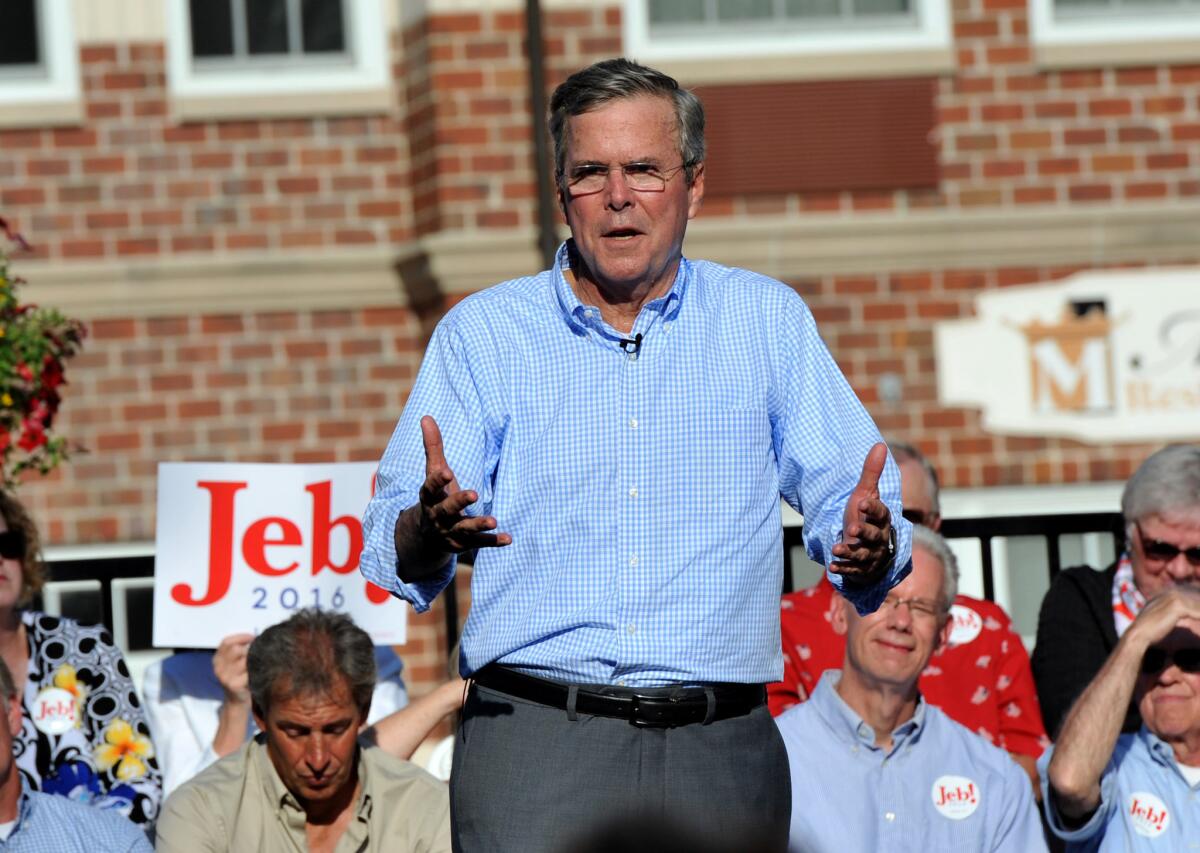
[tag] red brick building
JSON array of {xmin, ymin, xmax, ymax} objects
[{"xmin": 2, "ymin": 0, "xmax": 1199, "ymax": 691}]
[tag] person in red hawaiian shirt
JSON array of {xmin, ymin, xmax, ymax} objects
[{"xmin": 770, "ymin": 441, "xmax": 1049, "ymax": 795}]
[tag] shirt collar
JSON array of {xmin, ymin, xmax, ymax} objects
[
  {"xmin": 1141, "ymin": 725, "xmax": 1191, "ymax": 771},
  {"xmin": 551, "ymin": 239, "xmax": 688, "ymax": 336},
  {"xmin": 810, "ymin": 670, "xmax": 928, "ymax": 751},
  {"xmin": 253, "ymin": 733, "xmax": 368, "ymax": 819}
]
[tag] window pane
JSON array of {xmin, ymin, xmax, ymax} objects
[
  {"xmin": 190, "ymin": 0, "xmax": 235, "ymax": 57},
  {"xmin": 246, "ymin": 0, "xmax": 289, "ymax": 54},
  {"xmin": 853, "ymin": 0, "xmax": 909, "ymax": 14},
  {"xmin": 786, "ymin": 0, "xmax": 842, "ymax": 17},
  {"xmin": 0, "ymin": 0, "xmax": 40, "ymax": 66},
  {"xmin": 301, "ymin": 0, "xmax": 345, "ymax": 53},
  {"xmin": 717, "ymin": 0, "xmax": 774, "ymax": 21},
  {"xmin": 649, "ymin": 0, "xmax": 707, "ymax": 23}
]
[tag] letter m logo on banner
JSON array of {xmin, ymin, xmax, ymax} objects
[{"xmin": 1020, "ymin": 300, "xmax": 1117, "ymax": 414}]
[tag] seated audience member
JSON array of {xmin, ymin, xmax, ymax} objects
[
  {"xmin": 1041, "ymin": 586, "xmax": 1200, "ymax": 847},
  {"xmin": 0, "ymin": 657, "xmax": 151, "ymax": 852},
  {"xmin": 1033, "ymin": 444, "xmax": 1200, "ymax": 737},
  {"xmin": 771, "ymin": 442, "xmax": 1048, "ymax": 790},
  {"xmin": 775, "ymin": 526, "xmax": 1046, "ymax": 852},
  {"xmin": 156, "ymin": 608, "xmax": 451, "ymax": 853},
  {"xmin": 0, "ymin": 492, "xmax": 160, "ymax": 825},
  {"xmin": 143, "ymin": 629, "xmax": 430, "ymax": 796}
]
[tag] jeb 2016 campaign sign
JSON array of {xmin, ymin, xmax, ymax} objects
[{"xmin": 154, "ymin": 462, "xmax": 401, "ymax": 648}]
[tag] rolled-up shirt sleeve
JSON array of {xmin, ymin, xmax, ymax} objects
[
  {"xmin": 772, "ymin": 293, "xmax": 912, "ymax": 615},
  {"xmin": 361, "ymin": 311, "xmax": 500, "ymax": 611}
]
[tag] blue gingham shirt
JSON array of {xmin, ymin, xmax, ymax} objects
[
  {"xmin": 362, "ymin": 241, "xmax": 912, "ymax": 685},
  {"xmin": 0, "ymin": 784, "xmax": 152, "ymax": 852},
  {"xmin": 1040, "ymin": 728, "xmax": 1200, "ymax": 850},
  {"xmin": 777, "ymin": 672, "xmax": 1046, "ymax": 852}
]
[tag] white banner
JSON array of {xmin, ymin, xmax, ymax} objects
[
  {"xmin": 153, "ymin": 462, "xmax": 403, "ymax": 648},
  {"xmin": 935, "ymin": 267, "xmax": 1200, "ymax": 442}
]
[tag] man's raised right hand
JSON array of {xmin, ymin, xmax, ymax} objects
[{"xmin": 416, "ymin": 415, "xmax": 512, "ymax": 555}]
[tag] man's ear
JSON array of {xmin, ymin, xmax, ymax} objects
[
  {"xmin": 6, "ymin": 695, "xmax": 21, "ymax": 739},
  {"xmin": 935, "ymin": 613, "xmax": 953, "ymax": 652},
  {"xmin": 831, "ymin": 596, "xmax": 850, "ymax": 637},
  {"xmin": 252, "ymin": 703, "xmax": 266, "ymax": 734}
]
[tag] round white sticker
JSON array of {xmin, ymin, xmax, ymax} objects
[
  {"xmin": 948, "ymin": 605, "xmax": 983, "ymax": 647},
  {"xmin": 31, "ymin": 687, "xmax": 77, "ymax": 735},
  {"xmin": 1127, "ymin": 792, "xmax": 1170, "ymax": 838},
  {"xmin": 931, "ymin": 775, "xmax": 981, "ymax": 820}
]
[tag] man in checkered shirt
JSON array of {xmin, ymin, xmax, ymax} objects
[{"xmin": 362, "ymin": 58, "xmax": 913, "ymax": 852}]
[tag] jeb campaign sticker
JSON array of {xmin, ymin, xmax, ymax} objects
[
  {"xmin": 948, "ymin": 605, "xmax": 983, "ymax": 647},
  {"xmin": 931, "ymin": 775, "xmax": 980, "ymax": 820},
  {"xmin": 31, "ymin": 687, "xmax": 77, "ymax": 735},
  {"xmin": 1127, "ymin": 792, "xmax": 1170, "ymax": 838}
]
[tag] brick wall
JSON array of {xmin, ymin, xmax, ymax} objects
[{"xmin": 0, "ymin": 41, "xmax": 414, "ymax": 263}]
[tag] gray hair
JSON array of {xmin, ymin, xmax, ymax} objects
[
  {"xmin": 549, "ymin": 58, "xmax": 706, "ymax": 189},
  {"xmin": 0, "ymin": 657, "xmax": 13, "ymax": 701},
  {"xmin": 912, "ymin": 525, "xmax": 958, "ymax": 613},
  {"xmin": 1122, "ymin": 445, "xmax": 1200, "ymax": 528},
  {"xmin": 248, "ymin": 608, "xmax": 376, "ymax": 719},
  {"xmin": 889, "ymin": 440, "xmax": 940, "ymax": 515}
]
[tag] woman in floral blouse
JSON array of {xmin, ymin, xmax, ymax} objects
[{"xmin": 0, "ymin": 491, "xmax": 161, "ymax": 825}]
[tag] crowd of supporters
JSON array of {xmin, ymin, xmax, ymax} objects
[{"xmin": 0, "ymin": 442, "xmax": 1195, "ymax": 850}]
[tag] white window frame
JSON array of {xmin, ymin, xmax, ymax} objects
[
  {"xmin": 1030, "ymin": 0, "xmax": 1200, "ymax": 48},
  {"xmin": 624, "ymin": 0, "xmax": 951, "ymax": 64},
  {"xmin": 165, "ymin": 0, "xmax": 388, "ymax": 105},
  {"xmin": 0, "ymin": 0, "xmax": 80, "ymax": 119}
]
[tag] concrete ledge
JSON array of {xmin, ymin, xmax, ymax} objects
[
  {"xmin": 23, "ymin": 249, "xmax": 407, "ymax": 319},
  {"xmin": 20, "ymin": 202, "xmax": 1200, "ymax": 319},
  {"xmin": 1037, "ymin": 38, "xmax": 1200, "ymax": 70},
  {"xmin": 171, "ymin": 87, "xmax": 396, "ymax": 122}
]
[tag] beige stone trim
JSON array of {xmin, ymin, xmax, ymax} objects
[
  {"xmin": 0, "ymin": 99, "xmax": 83, "ymax": 128},
  {"xmin": 23, "ymin": 249, "xmax": 407, "ymax": 320},
  {"xmin": 74, "ymin": 0, "xmax": 166, "ymax": 42},
  {"xmin": 24, "ymin": 203, "xmax": 1200, "ymax": 320},
  {"xmin": 171, "ymin": 87, "xmax": 396, "ymax": 122},
  {"xmin": 652, "ymin": 47, "xmax": 956, "ymax": 86},
  {"xmin": 681, "ymin": 203, "xmax": 1200, "ymax": 279},
  {"xmin": 1037, "ymin": 38, "xmax": 1200, "ymax": 69}
]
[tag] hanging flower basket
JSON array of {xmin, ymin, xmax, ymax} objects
[{"xmin": 0, "ymin": 217, "xmax": 86, "ymax": 489}]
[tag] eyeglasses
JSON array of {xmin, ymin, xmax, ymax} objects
[
  {"xmin": 1135, "ymin": 522, "xmax": 1200, "ymax": 567},
  {"xmin": 0, "ymin": 529, "xmax": 25, "ymax": 561},
  {"xmin": 1141, "ymin": 646, "xmax": 1200, "ymax": 675},
  {"xmin": 881, "ymin": 594, "xmax": 945, "ymax": 619},
  {"xmin": 562, "ymin": 162, "xmax": 690, "ymax": 197}
]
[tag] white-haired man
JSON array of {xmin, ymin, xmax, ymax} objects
[{"xmin": 775, "ymin": 527, "xmax": 1046, "ymax": 851}]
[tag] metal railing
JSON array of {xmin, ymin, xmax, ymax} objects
[{"xmin": 783, "ymin": 511, "xmax": 1125, "ymax": 597}]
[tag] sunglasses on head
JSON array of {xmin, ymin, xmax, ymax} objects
[
  {"xmin": 0, "ymin": 529, "xmax": 25, "ymax": 561},
  {"xmin": 902, "ymin": 508, "xmax": 930, "ymax": 527},
  {"xmin": 1141, "ymin": 646, "xmax": 1200, "ymax": 676},
  {"xmin": 1136, "ymin": 522, "xmax": 1200, "ymax": 567}
]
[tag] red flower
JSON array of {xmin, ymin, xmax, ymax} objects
[
  {"xmin": 41, "ymin": 356, "xmax": 63, "ymax": 390},
  {"xmin": 17, "ymin": 419, "xmax": 45, "ymax": 451},
  {"xmin": 15, "ymin": 363, "xmax": 32, "ymax": 383},
  {"xmin": 0, "ymin": 431, "xmax": 9, "ymax": 453}
]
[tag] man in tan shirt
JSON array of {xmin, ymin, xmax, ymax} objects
[{"xmin": 155, "ymin": 609, "xmax": 450, "ymax": 853}]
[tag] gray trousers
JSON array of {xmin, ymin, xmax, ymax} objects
[{"xmin": 449, "ymin": 681, "xmax": 791, "ymax": 853}]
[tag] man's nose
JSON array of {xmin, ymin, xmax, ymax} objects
[
  {"xmin": 605, "ymin": 168, "xmax": 634, "ymax": 209},
  {"xmin": 1166, "ymin": 553, "xmax": 1196, "ymax": 582},
  {"xmin": 306, "ymin": 738, "xmax": 330, "ymax": 772}
]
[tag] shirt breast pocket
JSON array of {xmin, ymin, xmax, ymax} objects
[{"xmin": 683, "ymin": 408, "xmax": 772, "ymax": 517}]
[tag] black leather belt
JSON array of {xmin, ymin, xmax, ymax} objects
[{"xmin": 471, "ymin": 664, "xmax": 765, "ymax": 727}]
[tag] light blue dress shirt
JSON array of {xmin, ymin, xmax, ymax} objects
[
  {"xmin": 776, "ymin": 671, "xmax": 1046, "ymax": 852},
  {"xmin": 1040, "ymin": 728, "xmax": 1200, "ymax": 851},
  {"xmin": 0, "ymin": 785, "xmax": 152, "ymax": 852},
  {"xmin": 361, "ymin": 241, "xmax": 912, "ymax": 686}
]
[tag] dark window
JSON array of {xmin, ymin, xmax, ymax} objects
[
  {"xmin": 0, "ymin": 0, "xmax": 40, "ymax": 67},
  {"xmin": 188, "ymin": 0, "xmax": 346, "ymax": 62}
]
